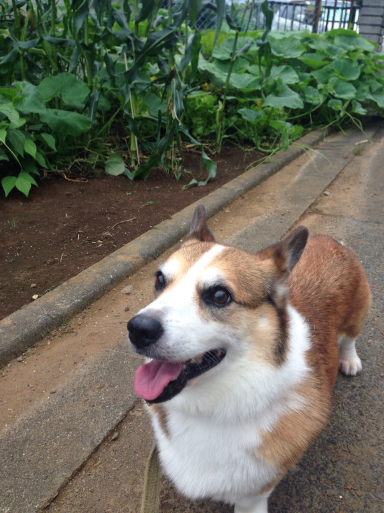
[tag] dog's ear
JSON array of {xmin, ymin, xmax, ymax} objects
[
  {"xmin": 275, "ymin": 226, "xmax": 309, "ymax": 275},
  {"xmin": 185, "ymin": 205, "xmax": 215, "ymax": 243},
  {"xmin": 256, "ymin": 227, "xmax": 308, "ymax": 306}
]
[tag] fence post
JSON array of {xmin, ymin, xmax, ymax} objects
[{"xmin": 312, "ymin": 0, "xmax": 322, "ymax": 33}]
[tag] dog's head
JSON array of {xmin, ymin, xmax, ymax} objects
[{"xmin": 128, "ymin": 205, "xmax": 308, "ymax": 407}]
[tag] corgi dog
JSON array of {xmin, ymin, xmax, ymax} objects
[{"xmin": 128, "ymin": 205, "xmax": 371, "ymax": 513}]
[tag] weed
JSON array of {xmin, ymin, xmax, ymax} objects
[
  {"xmin": 11, "ymin": 215, "xmax": 24, "ymax": 229},
  {"xmin": 353, "ymin": 144, "xmax": 366, "ymax": 156}
]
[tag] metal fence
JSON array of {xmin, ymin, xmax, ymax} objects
[{"xmin": 195, "ymin": 0, "xmax": 361, "ymax": 33}]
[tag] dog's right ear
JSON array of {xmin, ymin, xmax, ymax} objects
[{"xmin": 185, "ymin": 205, "xmax": 215, "ymax": 242}]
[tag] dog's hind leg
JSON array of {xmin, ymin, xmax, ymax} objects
[
  {"xmin": 338, "ymin": 334, "xmax": 363, "ymax": 376},
  {"xmin": 234, "ymin": 490, "xmax": 273, "ymax": 513}
]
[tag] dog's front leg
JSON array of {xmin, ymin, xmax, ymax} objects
[{"xmin": 234, "ymin": 489, "xmax": 273, "ymax": 513}]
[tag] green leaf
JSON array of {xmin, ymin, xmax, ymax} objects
[
  {"xmin": 329, "ymin": 77, "xmax": 356, "ymax": 100},
  {"xmin": 38, "ymin": 73, "xmax": 90, "ymax": 105},
  {"xmin": 238, "ymin": 108, "xmax": 264, "ymax": 125},
  {"xmin": 105, "ymin": 153, "xmax": 126, "ymax": 176},
  {"xmin": 40, "ymin": 133, "xmax": 56, "ymax": 151},
  {"xmin": 268, "ymin": 66, "xmax": 299, "ymax": 85},
  {"xmin": 302, "ymin": 86, "xmax": 322, "ymax": 105},
  {"xmin": 311, "ymin": 65, "xmax": 334, "ymax": 85},
  {"xmin": 264, "ymin": 81, "xmax": 304, "ymax": 109},
  {"xmin": 333, "ymin": 34, "xmax": 374, "ymax": 52},
  {"xmin": 269, "ymin": 37, "xmax": 305, "ymax": 58},
  {"xmin": 24, "ymin": 138, "xmax": 37, "ymax": 159},
  {"xmin": 367, "ymin": 91, "xmax": 384, "ymax": 108},
  {"xmin": 2, "ymin": 176, "xmax": 17, "ymax": 197},
  {"xmin": 329, "ymin": 59, "xmax": 360, "ymax": 81},
  {"xmin": 351, "ymin": 100, "xmax": 367, "ymax": 116},
  {"xmin": 40, "ymin": 109, "xmax": 92, "ymax": 136},
  {"xmin": 13, "ymin": 82, "xmax": 46, "ymax": 114},
  {"xmin": 299, "ymin": 52, "xmax": 327, "ymax": 69},
  {"xmin": 15, "ymin": 172, "xmax": 38, "ymax": 197},
  {"xmin": 6, "ymin": 129, "xmax": 25, "ymax": 157},
  {"xmin": 213, "ymin": 37, "xmax": 254, "ymax": 61},
  {"xmin": 35, "ymin": 151, "xmax": 47, "ymax": 168},
  {"xmin": 229, "ymin": 73, "xmax": 261, "ymax": 91},
  {"xmin": 328, "ymin": 99, "xmax": 343, "ymax": 111},
  {"xmin": 0, "ymin": 102, "xmax": 20, "ymax": 125}
]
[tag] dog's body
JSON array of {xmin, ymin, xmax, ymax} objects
[{"xmin": 128, "ymin": 206, "xmax": 371, "ymax": 513}]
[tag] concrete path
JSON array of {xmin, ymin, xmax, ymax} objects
[{"xmin": 1, "ymin": 122, "xmax": 383, "ymax": 513}]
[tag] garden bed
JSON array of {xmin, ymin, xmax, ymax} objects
[{"xmin": 0, "ymin": 144, "xmax": 264, "ymax": 319}]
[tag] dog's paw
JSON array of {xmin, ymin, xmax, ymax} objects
[{"xmin": 339, "ymin": 356, "xmax": 362, "ymax": 376}]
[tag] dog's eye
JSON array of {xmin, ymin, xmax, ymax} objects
[
  {"xmin": 211, "ymin": 288, "xmax": 231, "ymax": 307},
  {"xmin": 155, "ymin": 271, "xmax": 166, "ymax": 291}
]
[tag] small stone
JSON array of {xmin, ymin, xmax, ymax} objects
[
  {"xmin": 50, "ymin": 389, "xmax": 57, "ymax": 394},
  {"xmin": 323, "ymin": 191, "xmax": 330, "ymax": 196},
  {"xmin": 121, "ymin": 285, "xmax": 134, "ymax": 295},
  {"xmin": 124, "ymin": 306, "xmax": 130, "ymax": 312},
  {"xmin": 2, "ymin": 373, "xmax": 5, "ymax": 377},
  {"xmin": 30, "ymin": 283, "xmax": 37, "ymax": 288},
  {"xmin": 32, "ymin": 294, "xmax": 39, "ymax": 300},
  {"xmin": 111, "ymin": 432, "xmax": 119, "ymax": 441},
  {"xmin": 102, "ymin": 231, "xmax": 112, "ymax": 238},
  {"xmin": 17, "ymin": 357, "xmax": 23, "ymax": 362},
  {"xmin": 115, "ymin": 314, "xmax": 120, "ymax": 317}
]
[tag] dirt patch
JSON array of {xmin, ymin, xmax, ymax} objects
[{"xmin": 0, "ymin": 144, "xmax": 263, "ymax": 319}]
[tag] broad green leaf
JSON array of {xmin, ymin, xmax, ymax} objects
[
  {"xmin": 368, "ymin": 91, "xmax": 384, "ymax": 108},
  {"xmin": 329, "ymin": 77, "xmax": 356, "ymax": 100},
  {"xmin": 302, "ymin": 86, "xmax": 322, "ymax": 105},
  {"xmin": 328, "ymin": 99, "xmax": 343, "ymax": 111},
  {"xmin": 355, "ymin": 83, "xmax": 369, "ymax": 102},
  {"xmin": 6, "ymin": 129, "xmax": 25, "ymax": 156},
  {"xmin": 299, "ymin": 52, "xmax": 327, "ymax": 69},
  {"xmin": 15, "ymin": 172, "xmax": 38, "ymax": 197},
  {"xmin": 230, "ymin": 73, "xmax": 261, "ymax": 91},
  {"xmin": 13, "ymin": 82, "xmax": 46, "ymax": 114},
  {"xmin": 268, "ymin": 66, "xmax": 299, "ymax": 85},
  {"xmin": 238, "ymin": 108, "xmax": 264, "ymax": 125},
  {"xmin": 105, "ymin": 153, "xmax": 125, "ymax": 176},
  {"xmin": 329, "ymin": 59, "xmax": 360, "ymax": 81},
  {"xmin": 24, "ymin": 138, "xmax": 37, "ymax": 159},
  {"xmin": 213, "ymin": 37, "xmax": 254, "ymax": 61},
  {"xmin": 311, "ymin": 65, "xmax": 334, "ymax": 85},
  {"xmin": 269, "ymin": 37, "xmax": 305, "ymax": 58},
  {"xmin": 40, "ymin": 109, "xmax": 92, "ymax": 136},
  {"xmin": 2, "ymin": 176, "xmax": 17, "ymax": 197},
  {"xmin": 38, "ymin": 73, "xmax": 90, "ymax": 105},
  {"xmin": 0, "ymin": 103, "xmax": 19, "ymax": 125},
  {"xmin": 264, "ymin": 82, "xmax": 304, "ymax": 109},
  {"xmin": 40, "ymin": 133, "xmax": 56, "ymax": 151},
  {"xmin": 333, "ymin": 34, "xmax": 375, "ymax": 52},
  {"xmin": 351, "ymin": 100, "xmax": 367, "ymax": 116},
  {"xmin": 144, "ymin": 93, "xmax": 166, "ymax": 117},
  {"xmin": 213, "ymin": 57, "xmax": 249, "ymax": 75}
]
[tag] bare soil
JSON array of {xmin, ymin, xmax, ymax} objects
[{"xmin": 0, "ymin": 144, "xmax": 263, "ymax": 319}]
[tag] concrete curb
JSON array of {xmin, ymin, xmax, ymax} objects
[{"xmin": 0, "ymin": 129, "xmax": 329, "ymax": 367}]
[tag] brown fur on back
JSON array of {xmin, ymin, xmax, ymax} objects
[{"xmin": 288, "ymin": 235, "xmax": 371, "ymax": 392}]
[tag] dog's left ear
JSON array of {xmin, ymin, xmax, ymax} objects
[
  {"xmin": 185, "ymin": 205, "xmax": 215, "ymax": 243},
  {"xmin": 275, "ymin": 226, "xmax": 309, "ymax": 276}
]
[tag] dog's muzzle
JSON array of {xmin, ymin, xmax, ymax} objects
[{"xmin": 128, "ymin": 314, "xmax": 164, "ymax": 349}]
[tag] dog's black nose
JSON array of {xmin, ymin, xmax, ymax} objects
[{"xmin": 128, "ymin": 314, "xmax": 164, "ymax": 349}]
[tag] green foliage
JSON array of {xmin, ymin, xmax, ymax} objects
[{"xmin": 0, "ymin": 0, "xmax": 383, "ymax": 198}]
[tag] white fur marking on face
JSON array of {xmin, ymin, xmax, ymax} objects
[{"xmin": 160, "ymin": 257, "xmax": 181, "ymax": 282}]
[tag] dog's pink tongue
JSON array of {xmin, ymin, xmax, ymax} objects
[{"xmin": 134, "ymin": 360, "xmax": 184, "ymax": 401}]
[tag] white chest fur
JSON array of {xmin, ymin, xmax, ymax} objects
[
  {"xmin": 147, "ymin": 306, "xmax": 312, "ymax": 506},
  {"xmin": 152, "ymin": 408, "xmax": 278, "ymax": 504}
]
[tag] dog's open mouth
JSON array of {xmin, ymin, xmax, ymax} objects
[{"xmin": 134, "ymin": 349, "xmax": 226, "ymax": 404}]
